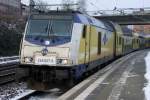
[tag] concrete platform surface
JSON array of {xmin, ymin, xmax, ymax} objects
[{"xmin": 58, "ymin": 49, "xmax": 150, "ymax": 100}]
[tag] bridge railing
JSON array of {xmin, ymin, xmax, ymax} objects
[{"xmin": 88, "ymin": 7, "xmax": 150, "ymax": 16}]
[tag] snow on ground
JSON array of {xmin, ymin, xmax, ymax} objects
[
  {"xmin": 12, "ymin": 90, "xmax": 35, "ymax": 100},
  {"xmin": 0, "ymin": 82, "xmax": 27, "ymax": 100},
  {"xmin": 144, "ymin": 52, "xmax": 150, "ymax": 100}
]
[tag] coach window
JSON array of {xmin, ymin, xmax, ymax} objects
[
  {"xmin": 117, "ymin": 36, "xmax": 119, "ymax": 44},
  {"xmin": 119, "ymin": 37, "xmax": 121, "ymax": 45},
  {"xmin": 82, "ymin": 25, "xmax": 87, "ymax": 38},
  {"xmin": 98, "ymin": 32, "xmax": 101, "ymax": 54},
  {"xmin": 116, "ymin": 36, "xmax": 118, "ymax": 44},
  {"xmin": 119, "ymin": 37, "xmax": 122, "ymax": 45}
]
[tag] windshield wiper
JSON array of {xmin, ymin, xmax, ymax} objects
[
  {"xmin": 45, "ymin": 24, "xmax": 49, "ymax": 33},
  {"xmin": 49, "ymin": 26, "xmax": 58, "ymax": 37},
  {"xmin": 47, "ymin": 20, "xmax": 51, "ymax": 37},
  {"xmin": 50, "ymin": 27, "xmax": 54, "ymax": 35}
]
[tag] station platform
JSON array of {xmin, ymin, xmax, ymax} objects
[{"xmin": 58, "ymin": 49, "xmax": 150, "ymax": 100}]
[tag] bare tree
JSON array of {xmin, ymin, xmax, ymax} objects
[
  {"xmin": 30, "ymin": 0, "xmax": 35, "ymax": 6},
  {"xmin": 30, "ymin": 0, "xmax": 50, "ymax": 12},
  {"xmin": 29, "ymin": 0, "xmax": 35, "ymax": 12},
  {"xmin": 77, "ymin": 0, "xmax": 86, "ymax": 12},
  {"xmin": 36, "ymin": 0, "xmax": 50, "ymax": 11},
  {"xmin": 61, "ymin": 0, "xmax": 75, "ymax": 10}
]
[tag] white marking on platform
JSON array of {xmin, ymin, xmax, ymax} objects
[
  {"xmin": 131, "ymin": 60, "xmax": 135, "ymax": 65},
  {"xmin": 101, "ymin": 82, "xmax": 109, "ymax": 85},
  {"xmin": 127, "ymin": 73, "xmax": 139, "ymax": 78}
]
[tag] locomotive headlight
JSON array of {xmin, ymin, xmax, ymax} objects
[
  {"xmin": 62, "ymin": 59, "xmax": 68, "ymax": 65},
  {"xmin": 57, "ymin": 59, "xmax": 68, "ymax": 65},
  {"xmin": 45, "ymin": 40, "xmax": 50, "ymax": 46},
  {"xmin": 24, "ymin": 57, "xmax": 33, "ymax": 63}
]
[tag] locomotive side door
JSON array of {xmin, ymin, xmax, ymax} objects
[{"xmin": 83, "ymin": 25, "xmax": 91, "ymax": 64}]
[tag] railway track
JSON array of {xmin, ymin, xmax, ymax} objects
[
  {"xmin": 13, "ymin": 89, "xmax": 65, "ymax": 100},
  {"xmin": 0, "ymin": 65, "xmax": 18, "ymax": 84},
  {"xmin": 0, "ymin": 56, "xmax": 19, "ymax": 85}
]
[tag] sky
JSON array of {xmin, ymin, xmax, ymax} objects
[{"xmin": 21, "ymin": 0, "xmax": 150, "ymax": 11}]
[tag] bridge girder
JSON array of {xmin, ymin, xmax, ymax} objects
[{"xmin": 94, "ymin": 14, "xmax": 150, "ymax": 25}]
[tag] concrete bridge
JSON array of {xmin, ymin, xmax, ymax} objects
[{"xmin": 90, "ymin": 7, "xmax": 150, "ymax": 25}]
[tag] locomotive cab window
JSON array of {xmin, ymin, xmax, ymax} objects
[
  {"xmin": 116, "ymin": 36, "xmax": 119, "ymax": 44},
  {"xmin": 82, "ymin": 25, "xmax": 87, "ymax": 38},
  {"xmin": 98, "ymin": 32, "xmax": 101, "ymax": 54},
  {"xmin": 119, "ymin": 37, "xmax": 122, "ymax": 45}
]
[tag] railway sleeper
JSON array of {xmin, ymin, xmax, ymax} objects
[
  {"xmin": 0, "ymin": 73, "xmax": 16, "ymax": 84},
  {"xmin": 0, "ymin": 72, "xmax": 15, "ymax": 77}
]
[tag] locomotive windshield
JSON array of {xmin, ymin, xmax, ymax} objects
[
  {"xmin": 50, "ymin": 20, "xmax": 72, "ymax": 36},
  {"xmin": 27, "ymin": 20, "xmax": 49, "ymax": 36},
  {"xmin": 26, "ymin": 19, "xmax": 72, "ymax": 37}
]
